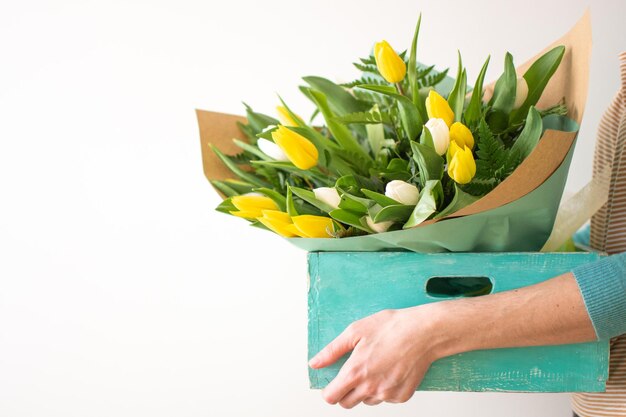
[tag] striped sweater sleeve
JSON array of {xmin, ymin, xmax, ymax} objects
[{"xmin": 572, "ymin": 252, "xmax": 626, "ymax": 340}]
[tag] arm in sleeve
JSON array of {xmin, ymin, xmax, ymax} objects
[{"xmin": 572, "ymin": 251, "xmax": 626, "ymax": 340}]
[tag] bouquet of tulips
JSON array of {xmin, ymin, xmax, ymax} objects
[{"xmin": 198, "ymin": 14, "xmax": 590, "ymax": 252}]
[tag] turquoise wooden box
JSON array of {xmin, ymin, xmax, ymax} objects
[{"xmin": 308, "ymin": 252, "xmax": 610, "ymax": 392}]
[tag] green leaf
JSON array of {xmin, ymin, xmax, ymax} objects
[
  {"xmin": 210, "ymin": 145, "xmax": 269, "ymax": 188},
  {"xmin": 211, "ymin": 181, "xmax": 238, "ymax": 197},
  {"xmin": 510, "ymin": 45, "xmax": 565, "ymax": 125},
  {"xmin": 381, "ymin": 158, "xmax": 411, "ymax": 181},
  {"xmin": 510, "ymin": 106, "xmax": 543, "ymax": 159},
  {"xmin": 286, "ymin": 186, "xmax": 322, "ymax": 216},
  {"xmin": 212, "ymin": 179, "xmax": 256, "ymax": 196},
  {"xmin": 474, "ymin": 119, "xmax": 506, "ymax": 181},
  {"xmin": 419, "ymin": 125, "xmax": 435, "ymax": 149},
  {"xmin": 233, "ymin": 139, "xmax": 273, "ymax": 161},
  {"xmin": 289, "ymin": 186, "xmax": 336, "ymax": 213},
  {"xmin": 216, "ymin": 197, "xmax": 237, "ymax": 215},
  {"xmin": 464, "ymin": 56, "xmax": 490, "ymax": 126},
  {"xmin": 250, "ymin": 160, "xmax": 330, "ymax": 184},
  {"xmin": 331, "ymin": 148, "xmax": 373, "ymax": 177},
  {"xmin": 403, "ymin": 180, "xmax": 442, "ymax": 228},
  {"xmin": 338, "ymin": 193, "xmax": 373, "ymax": 215},
  {"xmin": 374, "ymin": 204, "xmax": 415, "ymax": 223},
  {"xmin": 335, "ymin": 173, "xmax": 383, "ymax": 196},
  {"xmin": 447, "ymin": 52, "xmax": 467, "ymax": 123},
  {"xmin": 490, "ymin": 52, "xmax": 517, "ymax": 113},
  {"xmin": 306, "ymin": 88, "xmax": 372, "ymax": 162},
  {"xmin": 410, "ymin": 141, "xmax": 444, "ymax": 185},
  {"xmin": 361, "ymin": 189, "xmax": 399, "ymax": 207},
  {"xmin": 386, "ymin": 158, "xmax": 409, "ymax": 172},
  {"xmin": 366, "ymin": 122, "xmax": 386, "ymax": 156},
  {"xmin": 435, "ymin": 184, "xmax": 479, "ymax": 219},
  {"xmin": 302, "ymin": 76, "xmax": 370, "ymax": 116},
  {"xmin": 335, "ymin": 175, "xmax": 360, "ymax": 195},
  {"xmin": 334, "ymin": 105, "xmax": 391, "ymax": 125},
  {"xmin": 357, "ymin": 84, "xmax": 423, "ymax": 140},
  {"xmin": 329, "ymin": 209, "xmax": 372, "ymax": 233},
  {"xmin": 253, "ymin": 188, "xmax": 287, "ymax": 211},
  {"xmin": 286, "ymin": 187, "xmax": 298, "ymax": 216},
  {"xmin": 243, "ymin": 103, "xmax": 279, "ymax": 134},
  {"xmin": 408, "ymin": 14, "xmax": 423, "ymax": 106},
  {"xmin": 237, "ymin": 121, "xmax": 258, "ymax": 142}
]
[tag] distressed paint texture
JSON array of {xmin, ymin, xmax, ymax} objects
[{"xmin": 308, "ymin": 252, "xmax": 610, "ymax": 392}]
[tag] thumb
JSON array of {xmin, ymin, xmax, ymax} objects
[{"xmin": 309, "ymin": 324, "xmax": 360, "ymax": 369}]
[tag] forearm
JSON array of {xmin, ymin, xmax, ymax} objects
[{"xmin": 428, "ymin": 272, "xmax": 597, "ymax": 360}]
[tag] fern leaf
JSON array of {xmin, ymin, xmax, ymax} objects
[
  {"xmin": 353, "ymin": 63, "xmax": 379, "ymax": 74},
  {"xmin": 334, "ymin": 107, "xmax": 391, "ymax": 125},
  {"xmin": 474, "ymin": 119, "xmax": 507, "ymax": 181},
  {"xmin": 462, "ymin": 177, "xmax": 498, "ymax": 196},
  {"xmin": 340, "ymin": 76, "xmax": 389, "ymax": 89},
  {"xmin": 420, "ymin": 68, "xmax": 449, "ymax": 88}
]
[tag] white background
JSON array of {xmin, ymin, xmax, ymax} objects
[{"xmin": 1, "ymin": 0, "xmax": 625, "ymax": 416}]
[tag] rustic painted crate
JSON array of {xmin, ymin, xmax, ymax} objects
[{"xmin": 308, "ymin": 252, "xmax": 610, "ymax": 392}]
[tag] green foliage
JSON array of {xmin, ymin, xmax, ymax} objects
[
  {"xmin": 490, "ymin": 52, "xmax": 517, "ymax": 113},
  {"xmin": 447, "ymin": 52, "xmax": 467, "ymax": 123},
  {"xmin": 211, "ymin": 16, "xmax": 572, "ymax": 239},
  {"xmin": 334, "ymin": 106, "xmax": 391, "ymax": 125},
  {"xmin": 510, "ymin": 46, "xmax": 565, "ymax": 125},
  {"xmin": 464, "ymin": 56, "xmax": 490, "ymax": 127},
  {"xmin": 468, "ymin": 119, "xmax": 507, "ymax": 194}
]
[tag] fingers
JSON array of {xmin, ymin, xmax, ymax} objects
[
  {"xmin": 309, "ymin": 323, "xmax": 360, "ymax": 369},
  {"xmin": 321, "ymin": 358, "xmax": 359, "ymax": 404},
  {"xmin": 363, "ymin": 397, "xmax": 383, "ymax": 406},
  {"xmin": 338, "ymin": 388, "xmax": 366, "ymax": 409}
]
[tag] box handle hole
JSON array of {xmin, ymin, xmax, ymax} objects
[{"xmin": 426, "ymin": 276, "xmax": 494, "ymax": 298}]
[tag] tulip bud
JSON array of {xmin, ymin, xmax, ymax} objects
[
  {"xmin": 230, "ymin": 195, "xmax": 279, "ymax": 219},
  {"xmin": 257, "ymin": 138, "xmax": 289, "ymax": 161},
  {"xmin": 291, "ymin": 215, "xmax": 334, "ymax": 238},
  {"xmin": 447, "ymin": 142, "xmax": 476, "ymax": 185},
  {"xmin": 257, "ymin": 210, "xmax": 299, "ymax": 238},
  {"xmin": 276, "ymin": 106, "xmax": 303, "ymax": 127},
  {"xmin": 365, "ymin": 216, "xmax": 394, "ymax": 233},
  {"xmin": 385, "ymin": 180, "xmax": 420, "ymax": 205},
  {"xmin": 449, "ymin": 122, "xmax": 474, "ymax": 150},
  {"xmin": 514, "ymin": 77, "xmax": 528, "ymax": 109},
  {"xmin": 425, "ymin": 90, "xmax": 455, "ymax": 127},
  {"xmin": 313, "ymin": 187, "xmax": 341, "ymax": 209},
  {"xmin": 374, "ymin": 40, "xmax": 407, "ymax": 84},
  {"xmin": 425, "ymin": 118, "xmax": 450, "ymax": 156},
  {"xmin": 271, "ymin": 125, "xmax": 319, "ymax": 170}
]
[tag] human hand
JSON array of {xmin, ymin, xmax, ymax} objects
[{"xmin": 308, "ymin": 304, "xmax": 446, "ymax": 408}]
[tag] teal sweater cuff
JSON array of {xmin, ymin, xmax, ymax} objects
[{"xmin": 571, "ymin": 252, "xmax": 626, "ymax": 340}]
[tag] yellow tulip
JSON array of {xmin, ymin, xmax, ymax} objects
[
  {"xmin": 257, "ymin": 210, "xmax": 300, "ymax": 238},
  {"xmin": 291, "ymin": 215, "xmax": 335, "ymax": 238},
  {"xmin": 276, "ymin": 106, "xmax": 303, "ymax": 127},
  {"xmin": 425, "ymin": 90, "xmax": 455, "ymax": 127},
  {"xmin": 447, "ymin": 143, "xmax": 476, "ymax": 185},
  {"xmin": 271, "ymin": 125, "xmax": 319, "ymax": 170},
  {"xmin": 449, "ymin": 122, "xmax": 474, "ymax": 149},
  {"xmin": 230, "ymin": 195, "xmax": 279, "ymax": 219},
  {"xmin": 374, "ymin": 40, "xmax": 407, "ymax": 84}
]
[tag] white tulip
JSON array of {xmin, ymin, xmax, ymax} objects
[
  {"xmin": 257, "ymin": 138, "xmax": 289, "ymax": 161},
  {"xmin": 425, "ymin": 118, "xmax": 450, "ymax": 156},
  {"xmin": 366, "ymin": 216, "xmax": 393, "ymax": 233},
  {"xmin": 385, "ymin": 180, "xmax": 420, "ymax": 205},
  {"xmin": 514, "ymin": 77, "xmax": 528, "ymax": 109},
  {"xmin": 313, "ymin": 187, "xmax": 341, "ymax": 209}
]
